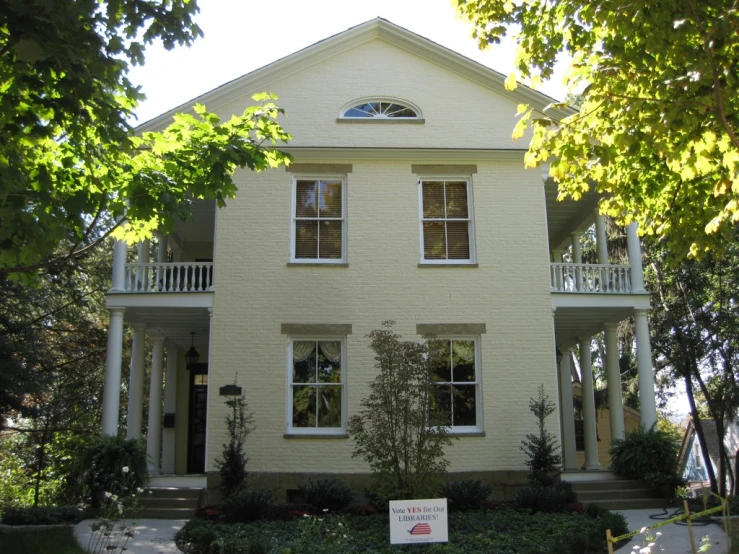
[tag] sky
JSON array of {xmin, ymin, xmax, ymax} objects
[{"xmin": 127, "ymin": 0, "xmax": 571, "ymax": 124}]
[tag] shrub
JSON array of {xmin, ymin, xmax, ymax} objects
[
  {"xmin": 512, "ymin": 484, "xmax": 569, "ymax": 513},
  {"xmin": 440, "ymin": 479, "xmax": 491, "ymax": 511},
  {"xmin": 609, "ymin": 425, "xmax": 679, "ymax": 479},
  {"xmin": 223, "ymin": 488, "xmax": 275, "ymax": 523},
  {"xmin": 77, "ymin": 435, "xmax": 148, "ymax": 502},
  {"xmin": 298, "ymin": 478, "xmax": 355, "ymax": 512},
  {"xmin": 175, "ymin": 518, "xmax": 218, "ymax": 553},
  {"xmin": 520, "ymin": 384, "xmax": 562, "ymax": 487},
  {"xmin": 348, "ymin": 322, "xmax": 453, "ymax": 505},
  {"xmin": 0, "ymin": 505, "xmax": 86, "ymax": 525},
  {"xmin": 215, "ymin": 389, "xmax": 255, "ymax": 499},
  {"xmin": 644, "ymin": 472, "xmax": 686, "ymax": 498}
]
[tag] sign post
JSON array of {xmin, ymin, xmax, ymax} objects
[{"xmin": 389, "ymin": 498, "xmax": 448, "ymax": 545}]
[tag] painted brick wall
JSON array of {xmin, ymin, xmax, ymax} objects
[{"xmin": 206, "ymin": 157, "xmax": 557, "ymax": 475}]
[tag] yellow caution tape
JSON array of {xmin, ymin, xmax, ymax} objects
[{"xmin": 609, "ymin": 504, "xmax": 726, "ymax": 543}]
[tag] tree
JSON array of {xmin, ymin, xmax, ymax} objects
[
  {"xmin": 214, "ymin": 389, "xmax": 255, "ymax": 499},
  {"xmin": 646, "ymin": 235, "xmax": 739, "ymax": 495},
  {"xmin": 0, "ymin": 246, "xmax": 114, "ymax": 507},
  {"xmin": 1, "ymin": 0, "xmax": 291, "ymax": 278},
  {"xmin": 520, "ymin": 384, "xmax": 562, "ymax": 487},
  {"xmin": 348, "ymin": 322, "xmax": 453, "ymax": 503},
  {"xmin": 455, "ymin": 0, "xmax": 739, "ymax": 258}
]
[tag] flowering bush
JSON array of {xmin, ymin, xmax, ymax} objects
[{"xmin": 78, "ymin": 435, "xmax": 148, "ymax": 503}]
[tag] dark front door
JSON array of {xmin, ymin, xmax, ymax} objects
[{"xmin": 188, "ymin": 368, "xmax": 208, "ymax": 474}]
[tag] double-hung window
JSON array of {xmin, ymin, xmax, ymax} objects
[
  {"xmin": 419, "ymin": 178, "xmax": 475, "ymax": 263},
  {"xmin": 291, "ymin": 177, "xmax": 346, "ymax": 263},
  {"xmin": 288, "ymin": 338, "xmax": 346, "ymax": 434},
  {"xmin": 428, "ymin": 338, "xmax": 481, "ymax": 432}
]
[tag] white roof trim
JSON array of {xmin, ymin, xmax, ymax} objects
[{"xmin": 136, "ymin": 18, "xmax": 572, "ymax": 133}]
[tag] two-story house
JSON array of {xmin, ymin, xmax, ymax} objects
[{"xmin": 100, "ymin": 18, "xmax": 658, "ymax": 501}]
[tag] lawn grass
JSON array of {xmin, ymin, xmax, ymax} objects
[
  {"xmin": 730, "ymin": 521, "xmax": 739, "ymax": 553},
  {"xmin": 0, "ymin": 526, "xmax": 86, "ymax": 554}
]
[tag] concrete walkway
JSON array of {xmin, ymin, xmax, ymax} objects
[
  {"xmin": 74, "ymin": 519, "xmax": 186, "ymax": 554},
  {"xmin": 72, "ymin": 510, "xmax": 731, "ymax": 553},
  {"xmin": 620, "ymin": 508, "xmax": 730, "ymax": 553}
]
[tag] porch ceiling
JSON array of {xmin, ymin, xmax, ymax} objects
[
  {"xmin": 174, "ymin": 198, "xmax": 216, "ymax": 244},
  {"xmin": 124, "ymin": 307, "xmax": 211, "ymax": 351},
  {"xmin": 545, "ymin": 179, "xmax": 601, "ymax": 253},
  {"xmin": 554, "ymin": 306, "xmax": 635, "ymax": 349}
]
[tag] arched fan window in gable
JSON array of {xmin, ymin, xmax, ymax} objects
[{"xmin": 340, "ymin": 99, "xmax": 421, "ymax": 119}]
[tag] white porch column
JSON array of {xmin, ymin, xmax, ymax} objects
[
  {"xmin": 156, "ymin": 233, "xmax": 168, "ymax": 264},
  {"xmin": 595, "ymin": 213, "xmax": 609, "ymax": 265},
  {"xmin": 559, "ymin": 348, "xmax": 578, "ymax": 470},
  {"xmin": 579, "ymin": 338, "xmax": 601, "ymax": 469},
  {"xmin": 635, "ymin": 309, "xmax": 658, "ymax": 429},
  {"xmin": 203, "ymin": 308, "xmax": 214, "ymax": 472},
  {"xmin": 102, "ymin": 308, "xmax": 126, "ymax": 435},
  {"xmin": 146, "ymin": 334, "xmax": 166, "ymax": 474},
  {"xmin": 626, "ymin": 222, "xmax": 645, "ymax": 293},
  {"xmin": 126, "ymin": 323, "xmax": 147, "ymax": 440},
  {"xmin": 111, "ymin": 240, "xmax": 128, "ymax": 293},
  {"xmin": 161, "ymin": 342, "xmax": 179, "ymax": 474},
  {"xmin": 571, "ymin": 233, "xmax": 583, "ymax": 290},
  {"xmin": 604, "ymin": 323, "xmax": 625, "ymax": 442}
]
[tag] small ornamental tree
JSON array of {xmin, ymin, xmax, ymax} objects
[
  {"xmin": 521, "ymin": 384, "xmax": 562, "ymax": 487},
  {"xmin": 348, "ymin": 322, "xmax": 453, "ymax": 504},
  {"xmin": 214, "ymin": 389, "xmax": 254, "ymax": 499}
]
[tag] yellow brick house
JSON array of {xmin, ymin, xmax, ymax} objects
[{"xmin": 100, "ymin": 19, "xmax": 658, "ymax": 501}]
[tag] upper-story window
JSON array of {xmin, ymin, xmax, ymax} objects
[
  {"xmin": 339, "ymin": 98, "xmax": 422, "ymax": 120},
  {"xmin": 291, "ymin": 177, "xmax": 346, "ymax": 263},
  {"xmin": 418, "ymin": 177, "xmax": 476, "ymax": 264}
]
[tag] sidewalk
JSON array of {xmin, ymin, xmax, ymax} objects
[
  {"xmin": 620, "ymin": 508, "xmax": 730, "ymax": 553},
  {"xmin": 74, "ymin": 519, "xmax": 186, "ymax": 554}
]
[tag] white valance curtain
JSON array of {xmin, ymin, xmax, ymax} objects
[{"xmin": 292, "ymin": 341, "xmax": 341, "ymax": 363}]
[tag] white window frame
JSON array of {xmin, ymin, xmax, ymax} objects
[
  {"xmin": 417, "ymin": 176, "xmax": 476, "ymax": 264},
  {"xmin": 429, "ymin": 336, "xmax": 483, "ymax": 434},
  {"xmin": 290, "ymin": 175, "xmax": 347, "ymax": 264},
  {"xmin": 339, "ymin": 97, "xmax": 423, "ymax": 120},
  {"xmin": 286, "ymin": 337, "xmax": 348, "ymax": 435}
]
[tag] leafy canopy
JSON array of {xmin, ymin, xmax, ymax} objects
[
  {"xmin": 0, "ymin": 0, "xmax": 291, "ymax": 277},
  {"xmin": 455, "ymin": 0, "xmax": 739, "ymax": 258}
]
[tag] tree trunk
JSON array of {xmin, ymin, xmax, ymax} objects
[{"xmin": 686, "ymin": 378, "xmax": 719, "ymax": 494}]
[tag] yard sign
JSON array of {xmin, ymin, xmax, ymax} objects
[{"xmin": 389, "ymin": 498, "xmax": 448, "ymax": 544}]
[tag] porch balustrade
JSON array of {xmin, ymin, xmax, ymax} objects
[
  {"xmin": 123, "ymin": 262, "xmax": 213, "ymax": 293},
  {"xmin": 550, "ymin": 263, "xmax": 632, "ymax": 294}
]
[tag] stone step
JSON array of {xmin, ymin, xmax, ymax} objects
[
  {"xmin": 139, "ymin": 496, "xmax": 200, "ymax": 509},
  {"xmin": 568, "ymin": 479, "xmax": 647, "ymax": 492},
  {"xmin": 130, "ymin": 507, "xmax": 197, "ymax": 519},
  {"xmin": 589, "ymin": 498, "xmax": 669, "ymax": 511},
  {"xmin": 144, "ymin": 487, "xmax": 203, "ymax": 500},
  {"xmin": 576, "ymin": 488, "xmax": 656, "ymax": 501}
]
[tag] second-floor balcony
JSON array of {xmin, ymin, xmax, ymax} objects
[
  {"xmin": 123, "ymin": 262, "xmax": 213, "ymax": 293},
  {"xmin": 550, "ymin": 263, "xmax": 633, "ymax": 294}
]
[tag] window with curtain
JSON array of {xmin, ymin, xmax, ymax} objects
[
  {"xmin": 292, "ymin": 178, "xmax": 346, "ymax": 262},
  {"xmin": 289, "ymin": 339, "xmax": 345, "ymax": 433},
  {"xmin": 419, "ymin": 178, "xmax": 475, "ymax": 263},
  {"xmin": 428, "ymin": 338, "xmax": 481, "ymax": 432}
]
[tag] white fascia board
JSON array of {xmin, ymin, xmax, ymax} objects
[
  {"xmin": 551, "ymin": 293, "xmax": 651, "ymax": 310},
  {"xmin": 106, "ymin": 292, "xmax": 214, "ymax": 309}
]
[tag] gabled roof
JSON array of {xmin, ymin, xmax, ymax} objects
[
  {"xmin": 678, "ymin": 418, "xmax": 739, "ymax": 470},
  {"xmin": 137, "ymin": 17, "xmax": 571, "ymax": 132}
]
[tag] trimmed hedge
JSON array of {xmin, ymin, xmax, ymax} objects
[
  {"xmin": 1, "ymin": 505, "xmax": 86, "ymax": 525},
  {"xmin": 177, "ymin": 508, "xmax": 627, "ymax": 553}
]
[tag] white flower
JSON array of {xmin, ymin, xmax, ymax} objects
[
  {"xmin": 633, "ymin": 546, "xmax": 640, "ymax": 551},
  {"xmin": 656, "ymin": 532, "xmax": 662, "ymax": 537},
  {"xmin": 104, "ymin": 491, "xmax": 112, "ymax": 499},
  {"xmin": 639, "ymin": 548, "xmax": 651, "ymax": 554},
  {"xmin": 648, "ymin": 543, "xmax": 656, "ymax": 547},
  {"xmin": 121, "ymin": 466, "xmax": 129, "ymax": 473},
  {"xmin": 640, "ymin": 527, "xmax": 648, "ymax": 534}
]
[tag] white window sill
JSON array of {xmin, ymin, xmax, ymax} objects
[
  {"xmin": 287, "ymin": 262, "xmax": 349, "ymax": 267},
  {"xmin": 284, "ymin": 432, "xmax": 349, "ymax": 439},
  {"xmin": 418, "ymin": 262, "xmax": 478, "ymax": 268},
  {"xmin": 448, "ymin": 430, "xmax": 486, "ymax": 437}
]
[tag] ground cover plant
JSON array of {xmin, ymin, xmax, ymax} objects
[
  {"xmin": 0, "ymin": 527, "xmax": 86, "ymax": 554},
  {"xmin": 176, "ymin": 508, "xmax": 628, "ymax": 553}
]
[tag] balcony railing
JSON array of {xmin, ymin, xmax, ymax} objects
[
  {"xmin": 550, "ymin": 263, "xmax": 633, "ymax": 294},
  {"xmin": 123, "ymin": 262, "xmax": 213, "ymax": 293}
]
